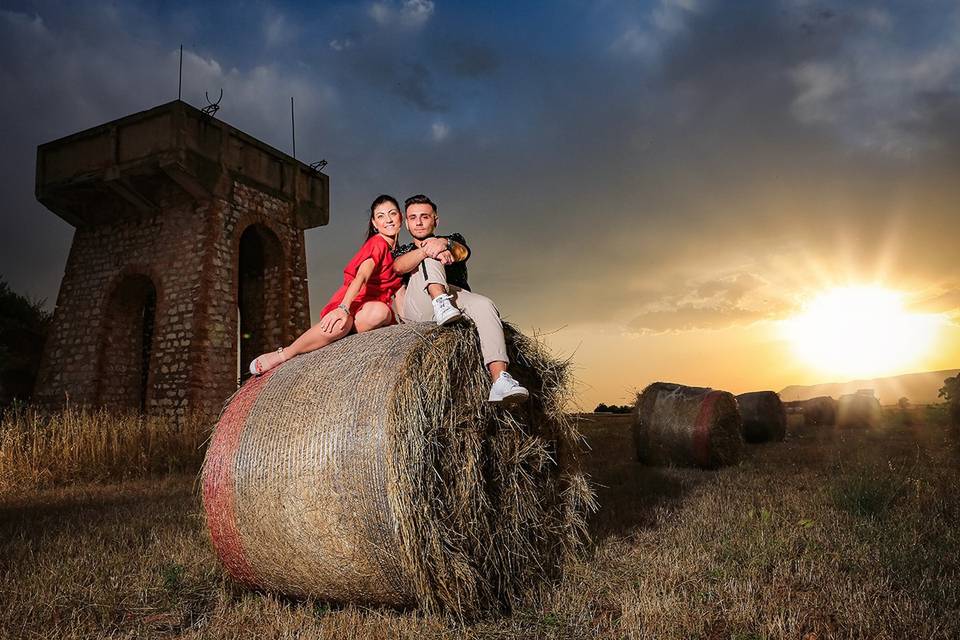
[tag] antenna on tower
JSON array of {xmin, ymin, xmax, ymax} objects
[
  {"xmin": 201, "ymin": 89, "xmax": 223, "ymax": 117},
  {"xmin": 291, "ymin": 96, "xmax": 297, "ymax": 159},
  {"xmin": 178, "ymin": 44, "xmax": 183, "ymax": 100}
]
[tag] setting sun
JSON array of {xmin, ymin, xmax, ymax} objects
[{"xmin": 781, "ymin": 286, "xmax": 942, "ymax": 380}]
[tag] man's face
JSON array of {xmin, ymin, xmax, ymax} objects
[{"xmin": 405, "ymin": 203, "xmax": 438, "ymax": 240}]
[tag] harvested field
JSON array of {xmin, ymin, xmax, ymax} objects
[{"xmin": 3, "ymin": 412, "xmax": 958, "ymax": 638}]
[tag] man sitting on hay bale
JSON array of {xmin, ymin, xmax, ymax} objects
[{"xmin": 392, "ymin": 194, "xmax": 529, "ymax": 405}]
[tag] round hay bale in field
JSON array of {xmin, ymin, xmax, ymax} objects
[
  {"xmin": 736, "ymin": 391, "xmax": 786, "ymax": 443},
  {"xmin": 632, "ymin": 382, "xmax": 743, "ymax": 468},
  {"xmin": 837, "ymin": 393, "xmax": 881, "ymax": 428},
  {"xmin": 802, "ymin": 396, "xmax": 836, "ymax": 426},
  {"xmin": 201, "ymin": 322, "xmax": 592, "ymax": 618}
]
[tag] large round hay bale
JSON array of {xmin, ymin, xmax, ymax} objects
[
  {"xmin": 802, "ymin": 396, "xmax": 836, "ymax": 426},
  {"xmin": 837, "ymin": 392, "xmax": 881, "ymax": 428},
  {"xmin": 632, "ymin": 382, "xmax": 743, "ymax": 468},
  {"xmin": 201, "ymin": 322, "xmax": 592, "ymax": 618},
  {"xmin": 736, "ymin": 391, "xmax": 786, "ymax": 443}
]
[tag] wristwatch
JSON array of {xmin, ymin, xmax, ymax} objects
[{"xmin": 337, "ymin": 303, "xmax": 351, "ymax": 316}]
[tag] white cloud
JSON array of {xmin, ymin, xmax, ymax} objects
[
  {"xmin": 264, "ymin": 12, "xmax": 297, "ymax": 48},
  {"xmin": 431, "ymin": 121, "xmax": 449, "ymax": 142},
  {"xmin": 610, "ymin": 27, "xmax": 658, "ymax": 57},
  {"xmin": 400, "ymin": 0, "xmax": 435, "ymax": 27},
  {"xmin": 368, "ymin": 2, "xmax": 391, "ymax": 25},
  {"xmin": 329, "ymin": 38, "xmax": 353, "ymax": 52},
  {"xmin": 790, "ymin": 62, "xmax": 848, "ymax": 124},
  {"xmin": 368, "ymin": 0, "xmax": 435, "ymax": 29},
  {"xmin": 609, "ymin": 0, "xmax": 698, "ymax": 60}
]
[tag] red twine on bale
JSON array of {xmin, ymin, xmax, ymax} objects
[{"xmin": 202, "ymin": 370, "xmax": 277, "ymax": 585}]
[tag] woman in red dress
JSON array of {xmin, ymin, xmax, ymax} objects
[{"xmin": 248, "ymin": 194, "xmax": 404, "ymax": 375}]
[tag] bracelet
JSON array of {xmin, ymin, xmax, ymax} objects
[{"xmin": 337, "ymin": 303, "xmax": 351, "ymax": 316}]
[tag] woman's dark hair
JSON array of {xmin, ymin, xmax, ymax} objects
[{"xmin": 366, "ymin": 194, "xmax": 400, "ymax": 239}]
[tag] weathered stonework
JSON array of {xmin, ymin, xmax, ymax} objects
[{"xmin": 34, "ymin": 101, "xmax": 328, "ymax": 420}]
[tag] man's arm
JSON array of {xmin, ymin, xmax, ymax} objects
[
  {"xmin": 393, "ymin": 236, "xmax": 467, "ymax": 273},
  {"xmin": 445, "ymin": 233, "xmax": 470, "ymax": 262}
]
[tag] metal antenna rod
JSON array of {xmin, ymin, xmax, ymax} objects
[
  {"xmin": 178, "ymin": 44, "xmax": 183, "ymax": 100},
  {"xmin": 291, "ymin": 96, "xmax": 296, "ymax": 159}
]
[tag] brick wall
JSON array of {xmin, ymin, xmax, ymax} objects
[{"xmin": 35, "ymin": 180, "xmax": 312, "ymax": 422}]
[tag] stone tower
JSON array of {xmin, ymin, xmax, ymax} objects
[{"xmin": 34, "ymin": 100, "xmax": 328, "ymax": 420}]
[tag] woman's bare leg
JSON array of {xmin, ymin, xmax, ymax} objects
[
  {"xmin": 354, "ymin": 302, "xmax": 393, "ymax": 332},
  {"xmin": 284, "ymin": 315, "xmax": 355, "ymax": 356}
]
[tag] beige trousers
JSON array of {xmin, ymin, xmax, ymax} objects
[{"xmin": 399, "ymin": 258, "xmax": 509, "ymax": 366}]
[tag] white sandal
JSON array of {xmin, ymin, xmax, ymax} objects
[{"xmin": 249, "ymin": 346, "xmax": 285, "ymax": 376}]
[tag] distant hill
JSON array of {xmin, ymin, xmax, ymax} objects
[{"xmin": 779, "ymin": 369, "xmax": 959, "ymax": 405}]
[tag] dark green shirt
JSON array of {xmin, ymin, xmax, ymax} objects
[{"xmin": 392, "ymin": 233, "xmax": 471, "ymax": 291}]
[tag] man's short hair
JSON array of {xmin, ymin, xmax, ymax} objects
[{"xmin": 404, "ymin": 194, "xmax": 438, "ymax": 214}]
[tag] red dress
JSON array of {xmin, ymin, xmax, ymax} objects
[{"xmin": 320, "ymin": 234, "xmax": 403, "ymax": 322}]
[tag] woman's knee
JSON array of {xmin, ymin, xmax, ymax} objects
[{"xmin": 354, "ymin": 302, "xmax": 391, "ymax": 332}]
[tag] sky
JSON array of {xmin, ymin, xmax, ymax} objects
[{"xmin": 1, "ymin": 0, "xmax": 959, "ymax": 409}]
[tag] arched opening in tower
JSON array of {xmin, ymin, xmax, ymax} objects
[
  {"xmin": 238, "ymin": 224, "xmax": 284, "ymax": 386},
  {"xmin": 97, "ymin": 274, "xmax": 157, "ymax": 412}
]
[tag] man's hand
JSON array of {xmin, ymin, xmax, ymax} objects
[
  {"xmin": 420, "ymin": 237, "xmax": 448, "ymax": 259},
  {"xmin": 436, "ymin": 250, "xmax": 454, "ymax": 265}
]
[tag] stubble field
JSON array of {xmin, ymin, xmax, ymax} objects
[{"xmin": 1, "ymin": 411, "xmax": 958, "ymax": 639}]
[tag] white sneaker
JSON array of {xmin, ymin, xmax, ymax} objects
[
  {"xmin": 432, "ymin": 293, "xmax": 463, "ymax": 326},
  {"xmin": 488, "ymin": 372, "xmax": 529, "ymax": 404}
]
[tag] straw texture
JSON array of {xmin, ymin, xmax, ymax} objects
[
  {"xmin": 736, "ymin": 391, "xmax": 787, "ymax": 443},
  {"xmin": 633, "ymin": 382, "xmax": 743, "ymax": 469},
  {"xmin": 201, "ymin": 322, "xmax": 592, "ymax": 618}
]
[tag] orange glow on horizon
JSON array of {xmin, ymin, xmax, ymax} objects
[{"xmin": 779, "ymin": 286, "xmax": 944, "ymax": 380}]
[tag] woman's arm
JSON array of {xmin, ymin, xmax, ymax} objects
[
  {"xmin": 393, "ymin": 246, "xmax": 429, "ymax": 274},
  {"xmin": 319, "ymin": 257, "xmax": 375, "ymax": 333}
]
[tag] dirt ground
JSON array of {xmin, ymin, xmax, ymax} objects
[{"xmin": 2, "ymin": 413, "xmax": 958, "ymax": 639}]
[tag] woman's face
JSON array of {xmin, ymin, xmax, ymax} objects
[{"xmin": 371, "ymin": 201, "xmax": 402, "ymax": 238}]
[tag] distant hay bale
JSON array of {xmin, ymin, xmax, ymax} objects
[
  {"xmin": 632, "ymin": 382, "xmax": 743, "ymax": 469},
  {"xmin": 783, "ymin": 400, "xmax": 805, "ymax": 415},
  {"xmin": 201, "ymin": 322, "xmax": 592, "ymax": 618},
  {"xmin": 736, "ymin": 391, "xmax": 786, "ymax": 443},
  {"xmin": 837, "ymin": 392, "xmax": 881, "ymax": 429},
  {"xmin": 802, "ymin": 396, "xmax": 837, "ymax": 427}
]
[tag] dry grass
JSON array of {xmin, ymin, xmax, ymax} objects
[
  {"xmin": 0, "ymin": 405, "xmax": 210, "ymax": 491},
  {"xmin": 2, "ymin": 412, "xmax": 959, "ymax": 638}
]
